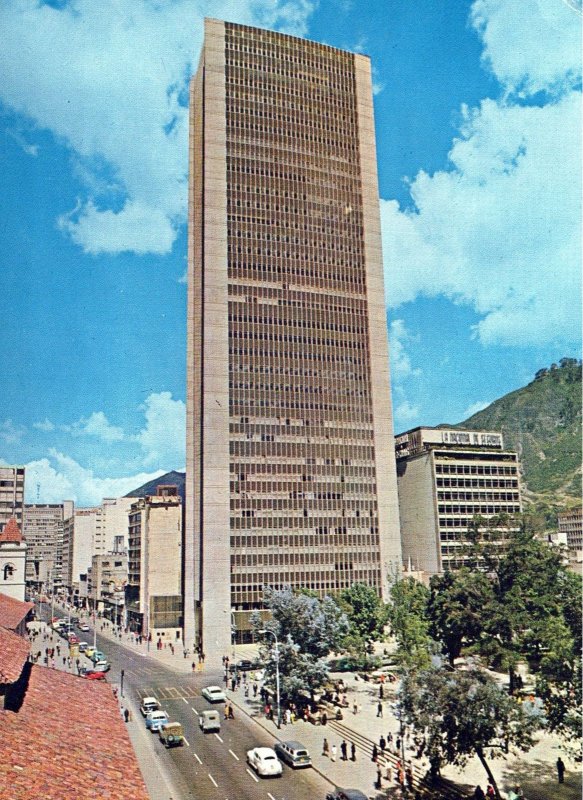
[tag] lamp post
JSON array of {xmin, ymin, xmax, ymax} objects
[{"xmin": 258, "ymin": 629, "xmax": 280, "ymax": 729}]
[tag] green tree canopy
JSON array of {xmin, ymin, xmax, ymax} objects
[
  {"xmin": 338, "ymin": 582, "xmax": 388, "ymax": 651},
  {"xmin": 386, "ymin": 576, "xmax": 433, "ymax": 670}
]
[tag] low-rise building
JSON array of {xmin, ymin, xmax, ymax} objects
[
  {"xmin": 395, "ymin": 427, "xmax": 523, "ymax": 575},
  {"xmin": 558, "ymin": 506, "xmax": 582, "ymax": 573}
]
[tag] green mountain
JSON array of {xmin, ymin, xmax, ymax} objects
[{"xmin": 453, "ymin": 358, "xmax": 582, "ymax": 513}]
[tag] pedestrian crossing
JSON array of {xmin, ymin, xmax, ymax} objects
[{"xmin": 137, "ymin": 685, "xmax": 200, "ymax": 701}]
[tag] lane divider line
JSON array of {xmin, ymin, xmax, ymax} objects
[
  {"xmin": 208, "ymin": 774, "xmax": 218, "ymax": 787},
  {"xmin": 193, "ymin": 753, "xmax": 202, "ymax": 764},
  {"xmin": 229, "ymin": 749, "xmax": 239, "ymax": 761},
  {"xmin": 183, "ymin": 737, "xmax": 190, "ymax": 747},
  {"xmin": 246, "ymin": 768, "xmax": 259, "ymax": 783},
  {"xmin": 214, "ymin": 733, "xmax": 224, "ymax": 743}
]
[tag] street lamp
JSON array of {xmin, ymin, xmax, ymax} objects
[{"xmin": 258, "ymin": 629, "xmax": 281, "ymax": 729}]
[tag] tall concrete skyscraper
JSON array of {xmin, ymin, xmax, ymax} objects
[{"xmin": 186, "ymin": 19, "xmax": 401, "ymax": 656}]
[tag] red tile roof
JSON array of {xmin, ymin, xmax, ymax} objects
[
  {"xmin": 0, "ymin": 665, "xmax": 149, "ymax": 800},
  {"xmin": 0, "ymin": 593, "xmax": 34, "ymax": 631},
  {"xmin": 0, "ymin": 626, "xmax": 29, "ymax": 684},
  {"xmin": 0, "ymin": 517, "xmax": 23, "ymax": 543}
]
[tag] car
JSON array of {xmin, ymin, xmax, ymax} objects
[
  {"xmin": 78, "ymin": 641, "xmax": 89, "ymax": 652},
  {"xmin": 78, "ymin": 622, "xmax": 90, "ymax": 632},
  {"xmin": 159, "ymin": 722, "xmax": 184, "ymax": 748},
  {"xmin": 146, "ymin": 710, "xmax": 169, "ymax": 732},
  {"xmin": 140, "ymin": 696, "xmax": 160, "ymax": 716},
  {"xmin": 326, "ymin": 791, "xmax": 369, "ymax": 800},
  {"xmin": 85, "ymin": 646, "xmax": 96, "ymax": 659},
  {"xmin": 68, "ymin": 633, "xmax": 79, "ymax": 644},
  {"xmin": 199, "ymin": 710, "xmax": 221, "ymax": 733},
  {"xmin": 82, "ymin": 670, "xmax": 107, "ymax": 681},
  {"xmin": 274, "ymin": 740, "xmax": 312, "ymax": 768},
  {"xmin": 201, "ymin": 685, "xmax": 226, "ymax": 703},
  {"xmin": 92, "ymin": 660, "xmax": 110, "ymax": 672},
  {"xmin": 70, "ymin": 616, "xmax": 79, "ymax": 624},
  {"xmin": 90, "ymin": 650, "xmax": 106, "ymax": 663},
  {"xmin": 229, "ymin": 659, "xmax": 254, "ymax": 673},
  {"xmin": 246, "ymin": 747, "xmax": 283, "ymax": 777}
]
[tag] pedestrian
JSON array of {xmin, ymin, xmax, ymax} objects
[
  {"xmin": 353, "ymin": 700, "xmax": 358, "ymax": 715},
  {"xmin": 371, "ymin": 744, "xmax": 378, "ymax": 763},
  {"xmin": 340, "ymin": 740, "xmax": 347, "ymax": 760},
  {"xmin": 321, "ymin": 710, "xmax": 327, "ymax": 726},
  {"xmin": 228, "ymin": 705, "xmax": 234, "ymax": 719},
  {"xmin": 253, "ymin": 682, "xmax": 258, "ymax": 697},
  {"xmin": 379, "ymin": 735, "xmax": 386, "ymax": 752},
  {"xmin": 331, "ymin": 744, "xmax": 337, "ymax": 762},
  {"xmin": 396, "ymin": 736, "xmax": 401, "ymax": 752},
  {"xmin": 379, "ymin": 684, "xmax": 384, "ymax": 699},
  {"xmin": 473, "ymin": 786, "xmax": 485, "ymax": 800},
  {"xmin": 375, "ymin": 767, "xmax": 382, "ymax": 789},
  {"xmin": 244, "ymin": 684, "xmax": 249, "ymax": 698},
  {"xmin": 406, "ymin": 765, "xmax": 413, "ymax": 789},
  {"xmin": 557, "ymin": 756, "xmax": 565, "ymax": 784},
  {"xmin": 323, "ymin": 738, "xmax": 330, "ymax": 757},
  {"xmin": 351, "ymin": 741, "xmax": 356, "ymax": 761},
  {"xmin": 387, "ymin": 731, "xmax": 393, "ymax": 744},
  {"xmin": 486, "ymin": 785, "xmax": 495, "ymax": 798},
  {"xmin": 385, "ymin": 764, "xmax": 392, "ymax": 783},
  {"xmin": 124, "ymin": 708, "xmax": 130, "ymax": 723},
  {"xmin": 224, "ymin": 703, "xmax": 231, "ymax": 720},
  {"xmin": 192, "ymin": 661, "xmax": 196, "ymax": 672},
  {"xmin": 377, "ymin": 701, "xmax": 383, "ymax": 718}
]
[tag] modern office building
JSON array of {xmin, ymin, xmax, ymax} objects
[
  {"xmin": 395, "ymin": 427, "xmax": 522, "ymax": 575},
  {"xmin": 0, "ymin": 466, "xmax": 25, "ymax": 534},
  {"xmin": 126, "ymin": 487, "xmax": 183, "ymax": 639},
  {"xmin": 23, "ymin": 501, "xmax": 74, "ymax": 591},
  {"xmin": 186, "ymin": 19, "xmax": 401, "ymax": 654}
]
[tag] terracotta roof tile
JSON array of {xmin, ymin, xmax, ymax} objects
[
  {"xmin": 0, "ymin": 665, "xmax": 149, "ymax": 800},
  {"xmin": 0, "ymin": 593, "xmax": 34, "ymax": 631},
  {"xmin": 0, "ymin": 517, "xmax": 23, "ymax": 543},
  {"xmin": 0, "ymin": 626, "xmax": 29, "ymax": 684}
]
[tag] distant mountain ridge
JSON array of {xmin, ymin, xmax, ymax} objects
[{"xmin": 451, "ymin": 358, "xmax": 582, "ymax": 512}]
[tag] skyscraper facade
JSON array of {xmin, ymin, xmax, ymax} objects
[{"xmin": 186, "ymin": 19, "xmax": 401, "ymax": 655}]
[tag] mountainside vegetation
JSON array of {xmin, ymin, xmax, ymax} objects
[{"xmin": 453, "ymin": 358, "xmax": 581, "ymax": 519}]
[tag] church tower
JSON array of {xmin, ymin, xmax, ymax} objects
[{"xmin": 0, "ymin": 517, "xmax": 27, "ymax": 602}]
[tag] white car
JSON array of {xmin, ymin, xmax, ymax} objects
[
  {"xmin": 246, "ymin": 747, "xmax": 283, "ymax": 777},
  {"xmin": 140, "ymin": 696, "xmax": 160, "ymax": 716},
  {"xmin": 201, "ymin": 685, "xmax": 226, "ymax": 703},
  {"xmin": 78, "ymin": 622, "xmax": 90, "ymax": 632}
]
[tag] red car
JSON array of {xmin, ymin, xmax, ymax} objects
[
  {"xmin": 83, "ymin": 670, "xmax": 107, "ymax": 681},
  {"xmin": 68, "ymin": 633, "xmax": 79, "ymax": 644}
]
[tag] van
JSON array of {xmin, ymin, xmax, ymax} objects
[
  {"xmin": 159, "ymin": 722, "xmax": 184, "ymax": 748},
  {"xmin": 274, "ymin": 740, "xmax": 312, "ymax": 768},
  {"xmin": 140, "ymin": 696, "xmax": 160, "ymax": 716},
  {"xmin": 199, "ymin": 710, "xmax": 221, "ymax": 733}
]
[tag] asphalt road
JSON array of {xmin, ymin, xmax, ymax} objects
[{"xmin": 43, "ymin": 608, "xmax": 331, "ymax": 800}]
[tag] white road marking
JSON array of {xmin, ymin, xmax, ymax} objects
[
  {"xmin": 214, "ymin": 733, "xmax": 224, "ymax": 743},
  {"xmin": 209, "ymin": 773, "xmax": 218, "ymax": 787},
  {"xmin": 193, "ymin": 753, "xmax": 202, "ymax": 764},
  {"xmin": 183, "ymin": 737, "xmax": 190, "ymax": 747},
  {"xmin": 191, "ymin": 706, "xmax": 199, "ymax": 716},
  {"xmin": 229, "ymin": 749, "xmax": 239, "ymax": 761},
  {"xmin": 267, "ymin": 794, "xmax": 277, "ymax": 800},
  {"xmin": 246, "ymin": 768, "xmax": 259, "ymax": 783},
  {"xmin": 183, "ymin": 697, "xmax": 188, "ymax": 704}
]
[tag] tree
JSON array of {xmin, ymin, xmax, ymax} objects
[
  {"xmin": 386, "ymin": 576, "xmax": 434, "ymax": 670},
  {"xmin": 338, "ymin": 582, "xmax": 388, "ymax": 651},
  {"xmin": 252, "ymin": 587, "xmax": 349, "ymax": 707},
  {"xmin": 427, "ymin": 568, "xmax": 493, "ymax": 665},
  {"xmin": 400, "ymin": 666, "xmax": 537, "ymax": 799}
]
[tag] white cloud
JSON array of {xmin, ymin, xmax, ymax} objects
[
  {"xmin": 0, "ymin": 0, "xmax": 316, "ymax": 255},
  {"xmin": 389, "ymin": 319, "xmax": 421, "ymax": 378},
  {"xmin": 0, "ymin": 420, "xmax": 26, "ymax": 445},
  {"xmin": 64, "ymin": 411, "xmax": 124, "ymax": 442},
  {"xmin": 5, "ymin": 127, "xmax": 39, "ymax": 156},
  {"xmin": 463, "ymin": 400, "xmax": 492, "ymax": 418},
  {"xmin": 394, "ymin": 401, "xmax": 420, "ymax": 428},
  {"xmin": 135, "ymin": 391, "xmax": 186, "ymax": 468},
  {"xmin": 24, "ymin": 452, "xmax": 164, "ymax": 506},
  {"xmin": 33, "ymin": 419, "xmax": 56, "ymax": 432},
  {"xmin": 381, "ymin": 0, "xmax": 581, "ymax": 349},
  {"xmin": 471, "ymin": 0, "xmax": 581, "ymax": 96}
]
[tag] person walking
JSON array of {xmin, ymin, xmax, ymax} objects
[
  {"xmin": 353, "ymin": 700, "xmax": 358, "ymax": 714},
  {"xmin": 331, "ymin": 744, "xmax": 337, "ymax": 762},
  {"xmin": 350, "ymin": 741, "xmax": 356, "ymax": 761},
  {"xmin": 341, "ymin": 740, "xmax": 348, "ymax": 761},
  {"xmin": 375, "ymin": 766, "xmax": 382, "ymax": 790},
  {"xmin": 557, "ymin": 756, "xmax": 565, "ymax": 784},
  {"xmin": 379, "ymin": 735, "xmax": 386, "ymax": 753},
  {"xmin": 323, "ymin": 738, "xmax": 330, "ymax": 757},
  {"xmin": 376, "ymin": 701, "xmax": 383, "ymax": 718},
  {"xmin": 473, "ymin": 787, "xmax": 486, "ymax": 800},
  {"xmin": 371, "ymin": 744, "xmax": 378, "ymax": 763}
]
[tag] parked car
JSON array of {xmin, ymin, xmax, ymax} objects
[
  {"xmin": 84, "ymin": 646, "xmax": 96, "ymax": 659},
  {"xmin": 92, "ymin": 660, "xmax": 110, "ymax": 672},
  {"xmin": 78, "ymin": 622, "xmax": 90, "ymax": 632},
  {"xmin": 274, "ymin": 740, "xmax": 311, "ymax": 768},
  {"xmin": 140, "ymin": 696, "xmax": 160, "ymax": 716},
  {"xmin": 159, "ymin": 722, "xmax": 184, "ymax": 748},
  {"xmin": 90, "ymin": 650, "xmax": 106, "ymax": 663},
  {"xmin": 201, "ymin": 685, "xmax": 226, "ymax": 703},
  {"xmin": 146, "ymin": 710, "xmax": 169, "ymax": 732},
  {"xmin": 326, "ymin": 790, "xmax": 369, "ymax": 800},
  {"xmin": 199, "ymin": 710, "xmax": 221, "ymax": 733},
  {"xmin": 246, "ymin": 747, "xmax": 283, "ymax": 777},
  {"xmin": 78, "ymin": 641, "xmax": 89, "ymax": 653},
  {"xmin": 82, "ymin": 669, "xmax": 107, "ymax": 681},
  {"xmin": 229, "ymin": 659, "xmax": 255, "ymax": 673}
]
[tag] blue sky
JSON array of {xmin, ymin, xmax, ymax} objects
[{"xmin": 0, "ymin": 0, "xmax": 581, "ymax": 506}]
